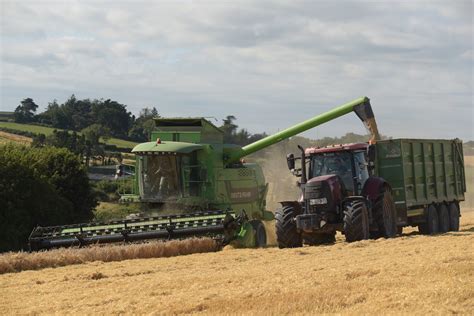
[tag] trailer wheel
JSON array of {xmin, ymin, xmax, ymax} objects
[
  {"xmin": 303, "ymin": 233, "xmax": 336, "ymax": 246},
  {"xmin": 372, "ymin": 186, "xmax": 397, "ymax": 238},
  {"xmin": 343, "ymin": 200, "xmax": 369, "ymax": 242},
  {"xmin": 437, "ymin": 204, "xmax": 450, "ymax": 233},
  {"xmin": 250, "ymin": 220, "xmax": 267, "ymax": 248},
  {"xmin": 418, "ymin": 205, "xmax": 439, "ymax": 235},
  {"xmin": 448, "ymin": 202, "xmax": 460, "ymax": 231},
  {"xmin": 275, "ymin": 206, "xmax": 302, "ymax": 248}
]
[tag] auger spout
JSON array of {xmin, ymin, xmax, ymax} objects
[{"xmin": 226, "ymin": 96, "xmax": 379, "ymax": 163}]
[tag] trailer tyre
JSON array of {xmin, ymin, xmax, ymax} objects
[
  {"xmin": 275, "ymin": 206, "xmax": 302, "ymax": 248},
  {"xmin": 343, "ymin": 200, "xmax": 369, "ymax": 242},
  {"xmin": 437, "ymin": 204, "xmax": 450, "ymax": 233},
  {"xmin": 419, "ymin": 205, "xmax": 439, "ymax": 235},
  {"xmin": 303, "ymin": 233, "xmax": 336, "ymax": 246},
  {"xmin": 372, "ymin": 186, "xmax": 397, "ymax": 238},
  {"xmin": 448, "ymin": 202, "xmax": 460, "ymax": 231},
  {"xmin": 250, "ymin": 220, "xmax": 267, "ymax": 248}
]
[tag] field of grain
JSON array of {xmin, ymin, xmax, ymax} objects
[
  {"xmin": 0, "ymin": 131, "xmax": 32, "ymax": 145},
  {"xmin": 0, "ymin": 122, "xmax": 137, "ymax": 148},
  {"xmin": 1, "ymin": 210, "xmax": 472, "ymax": 314}
]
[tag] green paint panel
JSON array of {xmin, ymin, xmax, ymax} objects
[
  {"xmin": 376, "ymin": 139, "xmax": 466, "ymax": 211},
  {"xmin": 131, "ymin": 141, "xmax": 203, "ymax": 154}
]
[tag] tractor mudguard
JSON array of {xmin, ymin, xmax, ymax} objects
[
  {"xmin": 279, "ymin": 201, "xmax": 302, "ymax": 213},
  {"xmin": 362, "ymin": 177, "xmax": 390, "ymax": 202}
]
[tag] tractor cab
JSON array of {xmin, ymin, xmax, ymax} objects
[{"xmin": 306, "ymin": 143, "xmax": 370, "ymax": 195}]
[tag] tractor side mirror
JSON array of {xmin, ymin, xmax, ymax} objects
[{"xmin": 286, "ymin": 153, "xmax": 295, "ymax": 171}]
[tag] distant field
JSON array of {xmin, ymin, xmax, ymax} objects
[
  {"xmin": 0, "ymin": 112, "xmax": 13, "ymax": 121},
  {"xmin": 0, "ymin": 131, "xmax": 32, "ymax": 145},
  {"xmin": 0, "ymin": 122, "xmax": 137, "ymax": 149}
]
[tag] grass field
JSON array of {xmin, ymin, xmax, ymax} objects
[
  {"xmin": 0, "ymin": 122, "xmax": 137, "ymax": 149},
  {"xmin": 0, "ymin": 211, "xmax": 472, "ymax": 314}
]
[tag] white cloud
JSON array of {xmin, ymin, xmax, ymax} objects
[{"xmin": 0, "ymin": 0, "xmax": 472, "ymax": 140}]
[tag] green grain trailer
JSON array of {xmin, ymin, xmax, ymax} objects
[{"xmin": 376, "ymin": 138, "xmax": 466, "ymax": 233}]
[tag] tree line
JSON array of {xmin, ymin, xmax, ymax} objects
[{"xmin": 14, "ymin": 96, "xmax": 158, "ymax": 142}]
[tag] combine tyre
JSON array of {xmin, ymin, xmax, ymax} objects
[
  {"xmin": 250, "ymin": 220, "xmax": 267, "ymax": 247},
  {"xmin": 275, "ymin": 206, "xmax": 302, "ymax": 248}
]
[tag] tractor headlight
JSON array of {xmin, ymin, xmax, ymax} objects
[{"xmin": 309, "ymin": 197, "xmax": 327, "ymax": 205}]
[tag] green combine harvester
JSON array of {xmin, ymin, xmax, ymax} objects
[{"xmin": 29, "ymin": 97, "xmax": 379, "ymax": 251}]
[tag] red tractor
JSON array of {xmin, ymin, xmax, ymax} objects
[{"xmin": 276, "ymin": 142, "xmax": 398, "ymax": 247}]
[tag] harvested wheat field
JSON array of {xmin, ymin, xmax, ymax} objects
[{"xmin": 1, "ymin": 211, "xmax": 473, "ymax": 315}]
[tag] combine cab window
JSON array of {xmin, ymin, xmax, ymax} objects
[{"xmin": 139, "ymin": 155, "xmax": 180, "ymax": 200}]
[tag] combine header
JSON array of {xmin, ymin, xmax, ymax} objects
[{"xmin": 29, "ymin": 97, "xmax": 380, "ymax": 251}]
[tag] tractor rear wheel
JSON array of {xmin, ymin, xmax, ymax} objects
[
  {"xmin": 437, "ymin": 204, "xmax": 450, "ymax": 233},
  {"xmin": 250, "ymin": 220, "xmax": 267, "ymax": 248},
  {"xmin": 343, "ymin": 200, "xmax": 369, "ymax": 242},
  {"xmin": 303, "ymin": 233, "xmax": 336, "ymax": 246},
  {"xmin": 275, "ymin": 206, "xmax": 302, "ymax": 248},
  {"xmin": 418, "ymin": 205, "xmax": 439, "ymax": 235},
  {"xmin": 372, "ymin": 186, "xmax": 397, "ymax": 238},
  {"xmin": 448, "ymin": 202, "xmax": 460, "ymax": 231}
]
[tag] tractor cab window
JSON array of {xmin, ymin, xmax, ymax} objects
[
  {"xmin": 139, "ymin": 154, "xmax": 180, "ymax": 200},
  {"xmin": 310, "ymin": 152, "xmax": 353, "ymax": 191},
  {"xmin": 353, "ymin": 151, "xmax": 369, "ymax": 192}
]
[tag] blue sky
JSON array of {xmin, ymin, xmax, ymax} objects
[{"xmin": 0, "ymin": 0, "xmax": 472, "ymax": 140}]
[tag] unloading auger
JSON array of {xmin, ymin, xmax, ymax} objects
[{"xmin": 29, "ymin": 97, "xmax": 379, "ymax": 251}]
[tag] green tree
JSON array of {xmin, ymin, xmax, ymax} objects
[
  {"xmin": 0, "ymin": 144, "xmax": 96, "ymax": 251},
  {"xmin": 13, "ymin": 98, "xmax": 38, "ymax": 123},
  {"xmin": 81, "ymin": 124, "xmax": 110, "ymax": 145},
  {"xmin": 221, "ymin": 115, "xmax": 238, "ymax": 143},
  {"xmin": 128, "ymin": 107, "xmax": 159, "ymax": 141},
  {"xmin": 91, "ymin": 99, "xmax": 132, "ymax": 138}
]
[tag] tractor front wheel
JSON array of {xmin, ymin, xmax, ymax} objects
[
  {"xmin": 343, "ymin": 200, "xmax": 369, "ymax": 242},
  {"xmin": 275, "ymin": 206, "xmax": 302, "ymax": 248}
]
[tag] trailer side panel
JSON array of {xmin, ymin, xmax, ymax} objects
[{"xmin": 376, "ymin": 139, "xmax": 465, "ymax": 217}]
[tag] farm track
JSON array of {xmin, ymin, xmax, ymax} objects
[{"xmin": 1, "ymin": 210, "xmax": 473, "ymax": 315}]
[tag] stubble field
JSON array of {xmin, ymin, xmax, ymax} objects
[
  {"xmin": 1, "ymin": 210, "xmax": 473, "ymax": 315},
  {"xmin": 1, "ymin": 155, "xmax": 473, "ymax": 314}
]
